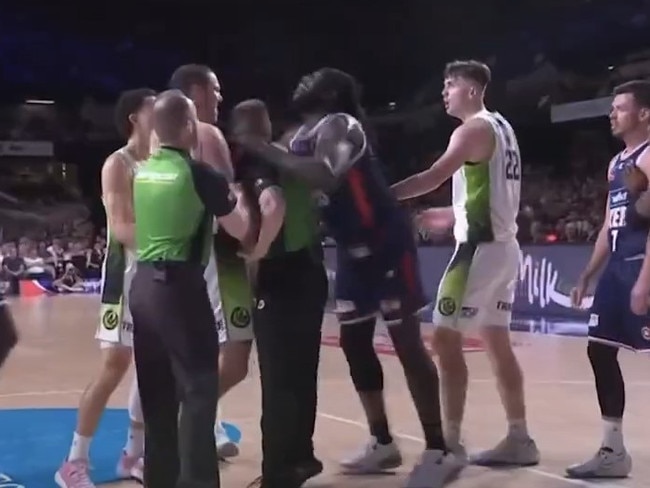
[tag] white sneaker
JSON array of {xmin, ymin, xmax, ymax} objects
[
  {"xmin": 470, "ymin": 435, "xmax": 540, "ymax": 467},
  {"xmin": 446, "ymin": 441, "xmax": 468, "ymax": 466},
  {"xmin": 215, "ymin": 422, "xmax": 239, "ymax": 459},
  {"xmin": 405, "ymin": 450, "xmax": 463, "ymax": 488},
  {"xmin": 340, "ymin": 437, "xmax": 402, "ymax": 474},
  {"xmin": 566, "ymin": 448, "xmax": 632, "ymax": 479}
]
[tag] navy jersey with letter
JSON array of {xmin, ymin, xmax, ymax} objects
[
  {"xmin": 590, "ymin": 141, "xmax": 650, "ymax": 351},
  {"xmin": 290, "ymin": 113, "xmax": 426, "ymax": 324},
  {"xmin": 607, "ymin": 142, "xmax": 650, "ymax": 260}
]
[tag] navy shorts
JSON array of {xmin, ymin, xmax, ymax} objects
[
  {"xmin": 334, "ymin": 237, "xmax": 427, "ymax": 326},
  {"xmin": 589, "ymin": 258, "xmax": 650, "ymax": 352}
]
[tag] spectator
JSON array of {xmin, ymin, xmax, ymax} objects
[{"xmin": 1, "ymin": 244, "xmax": 26, "ymax": 295}]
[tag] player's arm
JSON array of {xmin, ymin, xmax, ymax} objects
[
  {"xmin": 628, "ymin": 150, "xmax": 650, "ymax": 312},
  {"xmin": 631, "ymin": 148, "xmax": 650, "ymax": 220},
  {"xmin": 250, "ymin": 165, "xmax": 286, "ymax": 257},
  {"xmin": 242, "ymin": 115, "xmax": 361, "ymax": 191},
  {"xmin": 391, "ymin": 119, "xmax": 492, "ymax": 201},
  {"xmin": 189, "ymin": 159, "xmax": 250, "ymax": 242},
  {"xmin": 198, "ymin": 124, "xmax": 235, "ymax": 181},
  {"xmin": 101, "ymin": 153, "xmax": 135, "ymax": 249},
  {"xmin": 578, "ymin": 161, "xmax": 616, "ymax": 284}
]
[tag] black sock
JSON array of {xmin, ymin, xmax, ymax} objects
[
  {"xmin": 370, "ymin": 419, "xmax": 393, "ymax": 445},
  {"xmin": 422, "ymin": 422, "xmax": 446, "ymax": 451}
]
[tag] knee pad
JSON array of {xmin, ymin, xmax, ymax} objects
[
  {"xmin": 0, "ymin": 304, "xmax": 18, "ymax": 368},
  {"xmin": 339, "ymin": 319, "xmax": 383, "ymax": 392}
]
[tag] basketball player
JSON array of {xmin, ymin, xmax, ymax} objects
[
  {"xmin": 0, "ymin": 293, "xmax": 18, "ymax": 369},
  {"xmin": 567, "ymin": 80, "xmax": 650, "ymax": 479},
  {"xmin": 392, "ymin": 60, "xmax": 539, "ymax": 467},
  {"xmin": 55, "ymin": 88, "xmax": 156, "ymax": 488},
  {"xmin": 168, "ymin": 64, "xmax": 250, "ymax": 457},
  {"xmin": 238, "ymin": 68, "xmax": 456, "ymax": 488}
]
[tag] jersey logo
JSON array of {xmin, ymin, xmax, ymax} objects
[
  {"xmin": 230, "ymin": 306, "xmax": 251, "ymax": 328},
  {"xmin": 102, "ymin": 310, "xmax": 119, "ymax": 330},
  {"xmin": 437, "ymin": 297, "xmax": 457, "ymax": 316}
]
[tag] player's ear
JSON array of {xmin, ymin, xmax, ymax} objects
[
  {"xmin": 639, "ymin": 107, "xmax": 650, "ymax": 123},
  {"xmin": 128, "ymin": 113, "xmax": 138, "ymax": 128}
]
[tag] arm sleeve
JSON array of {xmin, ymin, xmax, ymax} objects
[{"xmin": 189, "ymin": 159, "xmax": 237, "ymax": 217}]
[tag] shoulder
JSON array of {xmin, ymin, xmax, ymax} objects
[
  {"xmin": 198, "ymin": 122, "xmax": 227, "ymax": 144},
  {"xmin": 460, "ymin": 116, "xmax": 492, "ymax": 137},
  {"xmin": 102, "ymin": 150, "xmax": 127, "ymax": 172},
  {"xmin": 635, "ymin": 144, "xmax": 650, "ymax": 173}
]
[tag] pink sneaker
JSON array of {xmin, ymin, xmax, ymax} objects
[
  {"xmin": 54, "ymin": 459, "xmax": 95, "ymax": 488},
  {"xmin": 116, "ymin": 450, "xmax": 144, "ymax": 483}
]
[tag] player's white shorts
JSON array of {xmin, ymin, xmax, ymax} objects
[
  {"xmin": 205, "ymin": 250, "xmax": 254, "ymax": 345},
  {"xmin": 96, "ymin": 263, "xmax": 135, "ymax": 349},
  {"xmin": 433, "ymin": 239, "xmax": 519, "ymax": 331}
]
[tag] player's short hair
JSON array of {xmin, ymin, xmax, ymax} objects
[
  {"xmin": 114, "ymin": 88, "xmax": 156, "ymax": 139},
  {"xmin": 443, "ymin": 60, "xmax": 491, "ymax": 88},
  {"xmin": 613, "ymin": 80, "xmax": 650, "ymax": 109},
  {"xmin": 169, "ymin": 64, "xmax": 213, "ymax": 97},
  {"xmin": 292, "ymin": 67, "xmax": 363, "ymax": 117}
]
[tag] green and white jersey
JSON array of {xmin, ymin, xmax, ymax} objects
[{"xmin": 452, "ymin": 109, "xmax": 521, "ymax": 243}]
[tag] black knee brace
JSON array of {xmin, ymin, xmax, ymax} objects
[
  {"xmin": 339, "ymin": 318, "xmax": 383, "ymax": 392},
  {"xmin": 0, "ymin": 303, "xmax": 17, "ymax": 369},
  {"xmin": 588, "ymin": 340, "xmax": 625, "ymax": 419}
]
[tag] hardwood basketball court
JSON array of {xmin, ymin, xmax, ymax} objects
[{"xmin": 2, "ymin": 295, "xmax": 647, "ymax": 487}]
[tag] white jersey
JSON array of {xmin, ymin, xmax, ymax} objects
[
  {"xmin": 97, "ymin": 146, "xmax": 142, "ymax": 347},
  {"xmin": 452, "ymin": 109, "xmax": 521, "ymax": 243}
]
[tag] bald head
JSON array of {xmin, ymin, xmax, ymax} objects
[
  {"xmin": 153, "ymin": 90, "xmax": 197, "ymax": 146},
  {"xmin": 230, "ymin": 99, "xmax": 272, "ymax": 141}
]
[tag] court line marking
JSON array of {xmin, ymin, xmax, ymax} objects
[
  {"xmin": 317, "ymin": 411, "xmax": 629, "ymax": 488},
  {"xmin": 0, "ymin": 389, "xmax": 84, "ymax": 399}
]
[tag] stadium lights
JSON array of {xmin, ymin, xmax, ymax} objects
[{"xmin": 25, "ymin": 99, "xmax": 55, "ymax": 105}]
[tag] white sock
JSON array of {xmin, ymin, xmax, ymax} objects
[
  {"xmin": 125, "ymin": 426, "xmax": 145, "ymax": 457},
  {"xmin": 445, "ymin": 421, "xmax": 462, "ymax": 447},
  {"xmin": 128, "ymin": 377, "xmax": 143, "ymax": 424},
  {"xmin": 69, "ymin": 432, "xmax": 92, "ymax": 461},
  {"xmin": 507, "ymin": 419, "xmax": 529, "ymax": 440},
  {"xmin": 602, "ymin": 418, "xmax": 624, "ymax": 452}
]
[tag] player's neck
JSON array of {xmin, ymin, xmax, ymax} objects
[
  {"xmin": 459, "ymin": 103, "xmax": 486, "ymax": 123},
  {"xmin": 197, "ymin": 107, "xmax": 215, "ymax": 125},
  {"xmin": 125, "ymin": 135, "xmax": 150, "ymax": 161},
  {"xmin": 622, "ymin": 130, "xmax": 649, "ymax": 153}
]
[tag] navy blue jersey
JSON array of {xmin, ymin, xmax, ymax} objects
[
  {"xmin": 289, "ymin": 113, "xmax": 406, "ymax": 251},
  {"xmin": 607, "ymin": 142, "xmax": 650, "ymax": 261}
]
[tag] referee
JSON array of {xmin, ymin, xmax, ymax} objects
[
  {"xmin": 130, "ymin": 90, "xmax": 250, "ymax": 488},
  {"xmin": 230, "ymin": 100, "xmax": 328, "ymax": 488}
]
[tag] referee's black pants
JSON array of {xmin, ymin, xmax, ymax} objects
[
  {"xmin": 130, "ymin": 262, "xmax": 220, "ymax": 488},
  {"xmin": 254, "ymin": 249, "xmax": 328, "ymax": 488}
]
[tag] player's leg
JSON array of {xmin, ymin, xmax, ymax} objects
[
  {"xmin": 336, "ymin": 256, "xmax": 402, "ymax": 473},
  {"xmin": 567, "ymin": 263, "xmax": 632, "ymax": 479},
  {"xmin": 468, "ymin": 242, "xmax": 538, "ymax": 466},
  {"xmin": 116, "ymin": 376, "xmax": 145, "ymax": 481},
  {"xmin": 212, "ymin": 254, "xmax": 253, "ymax": 458},
  {"xmin": 0, "ymin": 298, "xmax": 18, "ymax": 369},
  {"xmin": 55, "ymin": 343, "xmax": 131, "ymax": 488},
  {"xmin": 215, "ymin": 339, "xmax": 252, "ymax": 458},
  {"xmin": 383, "ymin": 249, "xmax": 459, "ymax": 488},
  {"xmin": 430, "ymin": 243, "xmax": 473, "ymax": 456}
]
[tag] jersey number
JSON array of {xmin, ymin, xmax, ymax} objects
[
  {"xmin": 611, "ymin": 229, "xmax": 619, "ymax": 252},
  {"xmin": 505, "ymin": 149, "xmax": 520, "ymax": 181}
]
